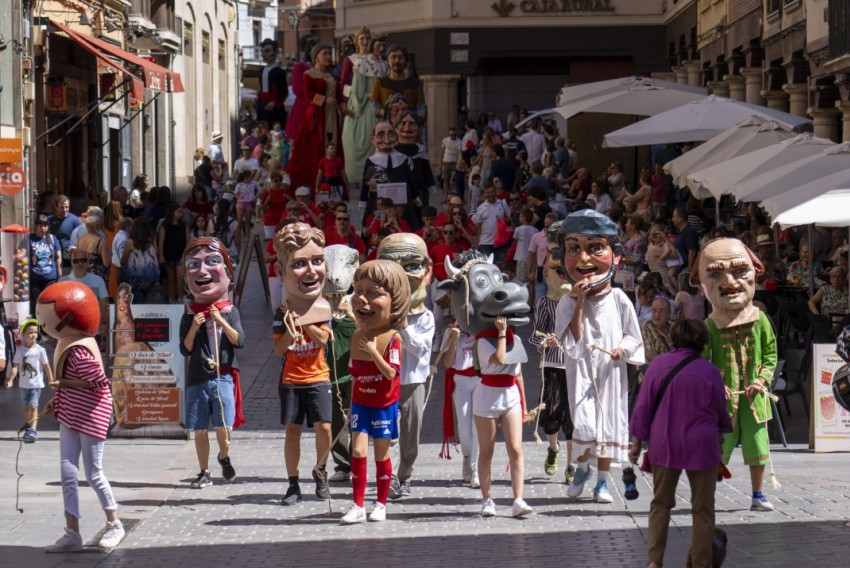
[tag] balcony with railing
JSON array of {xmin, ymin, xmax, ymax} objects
[{"xmin": 829, "ymin": 0, "xmax": 850, "ymax": 61}]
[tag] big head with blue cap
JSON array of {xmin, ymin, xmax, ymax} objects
[{"xmin": 555, "ymin": 209, "xmax": 622, "ymax": 296}]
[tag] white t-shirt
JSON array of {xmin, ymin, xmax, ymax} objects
[
  {"xmin": 513, "ymin": 225, "xmax": 537, "ymax": 262},
  {"xmin": 13, "ymin": 343, "xmax": 49, "ymax": 389},
  {"xmin": 520, "ymin": 130, "xmax": 546, "ymax": 164},
  {"xmin": 441, "ymin": 136, "xmax": 462, "ymax": 163},
  {"xmin": 477, "ymin": 336, "xmax": 521, "ymax": 377},
  {"xmin": 233, "ymin": 157, "xmax": 259, "ymax": 174},
  {"xmin": 472, "ymin": 199, "xmax": 509, "ymax": 246},
  {"xmin": 439, "ymin": 328, "xmax": 475, "ymax": 371}
]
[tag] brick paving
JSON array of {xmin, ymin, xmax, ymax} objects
[{"xmin": 2, "ymin": 233, "xmax": 850, "ymax": 567}]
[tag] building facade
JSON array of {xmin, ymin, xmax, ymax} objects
[
  {"xmin": 335, "ymin": 0, "xmax": 696, "ymax": 168},
  {"xmin": 0, "ymin": 0, "xmax": 241, "ymax": 227}
]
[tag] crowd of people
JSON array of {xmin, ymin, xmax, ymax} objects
[{"xmin": 6, "ymin": 34, "xmax": 850, "ymax": 566}]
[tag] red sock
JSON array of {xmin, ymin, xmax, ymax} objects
[
  {"xmin": 351, "ymin": 456, "xmax": 367, "ymax": 507},
  {"xmin": 375, "ymin": 458, "xmax": 393, "ymax": 505}
]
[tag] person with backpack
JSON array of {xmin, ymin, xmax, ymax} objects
[
  {"xmin": 18, "ymin": 214, "xmax": 62, "ymax": 315},
  {"xmin": 121, "ymin": 217, "xmax": 161, "ymax": 304}
]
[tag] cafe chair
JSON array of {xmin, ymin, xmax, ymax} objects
[
  {"xmin": 774, "ymin": 348, "xmax": 810, "ymax": 423},
  {"xmin": 776, "ymin": 297, "xmax": 811, "ymax": 350},
  {"xmin": 809, "ymin": 313, "xmax": 837, "ymax": 343}
]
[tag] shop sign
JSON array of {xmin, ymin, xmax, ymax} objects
[
  {"xmin": 0, "ymin": 139, "xmax": 23, "ymax": 163},
  {"xmin": 492, "ymin": 0, "xmax": 616, "ymax": 16},
  {"xmin": 0, "ymin": 163, "xmax": 26, "ymax": 196},
  {"xmin": 47, "ymin": 84, "xmax": 67, "ymax": 112}
]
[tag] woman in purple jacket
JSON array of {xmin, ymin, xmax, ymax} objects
[{"xmin": 629, "ymin": 319, "xmax": 733, "ymax": 568}]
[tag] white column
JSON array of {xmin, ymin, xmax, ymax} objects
[
  {"xmin": 807, "ymin": 107, "xmax": 841, "ymax": 142},
  {"xmin": 761, "ymin": 90, "xmax": 789, "ymax": 112},
  {"xmin": 684, "ymin": 60, "xmax": 701, "ymax": 87},
  {"xmin": 725, "ymin": 75, "xmax": 746, "ymax": 101},
  {"xmin": 706, "ymin": 80, "xmax": 729, "ymax": 98},
  {"xmin": 741, "ymin": 67, "xmax": 764, "ymax": 105},
  {"xmin": 782, "ymin": 83, "xmax": 809, "ymax": 117}
]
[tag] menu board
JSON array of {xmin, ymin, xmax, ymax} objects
[
  {"xmin": 109, "ymin": 294, "xmax": 186, "ymax": 428},
  {"xmin": 812, "ymin": 343, "xmax": 850, "ymax": 452}
]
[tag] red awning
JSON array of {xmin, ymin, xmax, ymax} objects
[
  {"xmin": 50, "ymin": 20, "xmax": 184, "ymax": 94},
  {"xmin": 50, "ymin": 20, "xmax": 145, "ymax": 102}
]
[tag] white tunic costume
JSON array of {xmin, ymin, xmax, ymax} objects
[{"xmin": 554, "ymin": 287, "xmax": 644, "ymax": 461}]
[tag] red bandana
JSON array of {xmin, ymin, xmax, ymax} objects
[{"xmin": 190, "ymin": 300, "xmax": 232, "ymax": 318}]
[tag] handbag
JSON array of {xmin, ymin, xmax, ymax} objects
[{"xmin": 640, "ymin": 353, "xmax": 700, "ymax": 473}]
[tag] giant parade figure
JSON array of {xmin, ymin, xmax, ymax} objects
[{"xmin": 692, "ymin": 238, "xmax": 779, "ymax": 512}]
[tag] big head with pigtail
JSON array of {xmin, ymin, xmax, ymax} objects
[{"xmin": 273, "ymin": 222, "xmax": 332, "ymax": 325}]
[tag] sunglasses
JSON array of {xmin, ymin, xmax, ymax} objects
[
  {"xmin": 72, "ymin": 258, "xmax": 90, "ymax": 265},
  {"xmin": 443, "ymin": 230, "xmax": 455, "ymax": 235},
  {"xmin": 337, "ymin": 217, "xmax": 350, "ymax": 221},
  {"xmin": 509, "ymin": 198, "xmax": 520, "ymax": 202}
]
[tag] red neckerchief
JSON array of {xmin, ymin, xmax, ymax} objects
[
  {"xmin": 190, "ymin": 299, "xmax": 232, "ymax": 318},
  {"xmin": 475, "ymin": 327, "xmax": 515, "ymax": 345}
]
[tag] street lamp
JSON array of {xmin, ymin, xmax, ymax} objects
[{"xmin": 286, "ymin": 10, "xmax": 301, "ymax": 60}]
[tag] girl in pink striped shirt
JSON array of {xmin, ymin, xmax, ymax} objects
[{"xmin": 38, "ymin": 281, "xmax": 125, "ymax": 552}]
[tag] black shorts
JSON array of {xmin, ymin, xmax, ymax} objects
[
  {"xmin": 278, "ymin": 383, "xmax": 333, "ymax": 426},
  {"xmin": 539, "ymin": 367, "xmax": 573, "ymax": 439}
]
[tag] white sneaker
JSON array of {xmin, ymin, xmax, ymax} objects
[
  {"xmin": 45, "ymin": 527, "xmax": 83, "ymax": 553},
  {"xmin": 340, "ymin": 504, "xmax": 367, "ymax": 524},
  {"xmin": 470, "ymin": 470, "xmax": 480, "ymax": 489},
  {"xmin": 368, "ymin": 502, "xmax": 387, "ymax": 522},
  {"xmin": 512, "ymin": 498, "xmax": 533, "ymax": 518},
  {"xmin": 481, "ymin": 497, "xmax": 496, "ymax": 517},
  {"xmin": 98, "ymin": 521, "xmax": 125, "ymax": 549}
]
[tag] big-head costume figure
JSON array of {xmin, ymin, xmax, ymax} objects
[
  {"xmin": 180, "ymin": 237, "xmax": 245, "ymax": 489},
  {"xmin": 692, "ymin": 238, "xmax": 778, "ymax": 512},
  {"xmin": 272, "ymin": 222, "xmax": 334, "ymax": 506},
  {"xmin": 322, "ymin": 244, "xmax": 360, "ymax": 481},
  {"xmin": 439, "ymin": 249, "xmax": 534, "ymax": 515},
  {"xmin": 37, "ymin": 281, "xmax": 124, "ymax": 550},
  {"xmin": 376, "ymin": 233, "xmax": 434, "ymax": 498},
  {"xmin": 553, "ymin": 209, "xmax": 645, "ymax": 504}
]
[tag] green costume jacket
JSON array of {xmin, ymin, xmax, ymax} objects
[{"xmin": 704, "ymin": 311, "xmax": 777, "ymax": 424}]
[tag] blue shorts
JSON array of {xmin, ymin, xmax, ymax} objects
[
  {"xmin": 185, "ymin": 374, "xmax": 235, "ymax": 431},
  {"xmin": 350, "ymin": 402, "xmax": 399, "ymax": 439},
  {"xmin": 20, "ymin": 387, "xmax": 41, "ymax": 407}
]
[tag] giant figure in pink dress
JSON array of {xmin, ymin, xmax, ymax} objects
[
  {"xmin": 284, "ymin": 38, "xmax": 316, "ymax": 142},
  {"xmin": 286, "ymin": 44, "xmax": 348, "ymax": 194}
]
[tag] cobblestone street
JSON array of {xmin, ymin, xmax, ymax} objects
[{"xmin": 2, "ymin": 261, "xmax": 849, "ymax": 568}]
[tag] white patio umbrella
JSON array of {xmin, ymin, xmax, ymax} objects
[
  {"xmin": 771, "ymin": 189, "xmax": 850, "ymax": 228},
  {"xmin": 685, "ymin": 133, "xmax": 837, "ymax": 199},
  {"xmin": 730, "ymin": 142, "xmax": 850, "ymax": 203},
  {"xmin": 556, "ymin": 75, "xmax": 705, "ymax": 107},
  {"xmin": 664, "ymin": 117, "xmax": 795, "ymax": 189},
  {"xmin": 602, "ymin": 95, "xmax": 812, "ymax": 148},
  {"xmin": 555, "ymin": 82, "xmax": 707, "ymax": 120},
  {"xmin": 757, "ymin": 167, "xmax": 850, "ymax": 219}
]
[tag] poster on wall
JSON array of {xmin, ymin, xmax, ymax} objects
[
  {"xmin": 812, "ymin": 343, "xmax": 850, "ymax": 452},
  {"xmin": 109, "ymin": 283, "xmax": 186, "ymax": 431}
]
